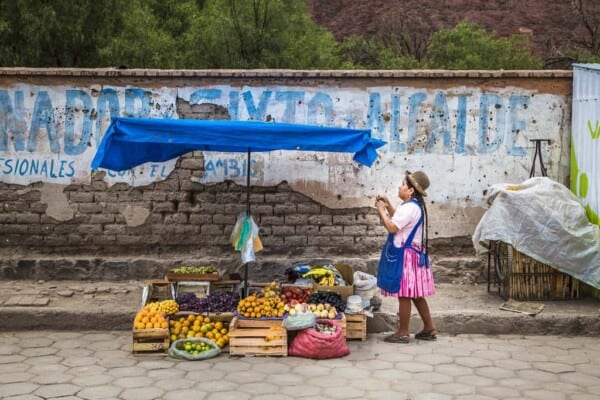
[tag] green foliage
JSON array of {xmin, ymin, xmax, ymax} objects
[
  {"xmin": 337, "ymin": 35, "xmax": 419, "ymax": 69},
  {"xmin": 0, "ymin": 0, "xmax": 127, "ymax": 67},
  {"xmin": 0, "ymin": 3, "xmax": 558, "ymax": 70},
  {"xmin": 573, "ymin": 50, "xmax": 600, "ymax": 64},
  {"xmin": 98, "ymin": 0, "xmax": 188, "ymax": 68},
  {"xmin": 182, "ymin": 0, "xmax": 341, "ymax": 68},
  {"xmin": 425, "ymin": 22, "xmax": 543, "ymax": 70}
]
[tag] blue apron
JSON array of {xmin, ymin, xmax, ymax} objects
[{"xmin": 377, "ymin": 200, "xmax": 429, "ymax": 293}]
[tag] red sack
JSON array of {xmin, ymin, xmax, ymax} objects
[{"xmin": 288, "ymin": 319, "xmax": 350, "ymax": 359}]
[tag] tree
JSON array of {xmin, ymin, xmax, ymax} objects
[
  {"xmin": 337, "ymin": 35, "xmax": 418, "ymax": 69},
  {"xmin": 0, "ymin": 0, "xmax": 128, "ymax": 67},
  {"xmin": 99, "ymin": 0, "xmax": 189, "ymax": 68},
  {"xmin": 425, "ymin": 22, "xmax": 543, "ymax": 70},
  {"xmin": 181, "ymin": 0, "xmax": 341, "ymax": 69}
]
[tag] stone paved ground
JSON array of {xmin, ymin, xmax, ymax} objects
[{"xmin": 1, "ymin": 331, "xmax": 599, "ymax": 400}]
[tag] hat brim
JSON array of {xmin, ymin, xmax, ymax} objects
[{"xmin": 406, "ymin": 171, "xmax": 427, "ymax": 196}]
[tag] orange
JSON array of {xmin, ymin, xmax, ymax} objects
[
  {"xmin": 187, "ymin": 314, "xmax": 195, "ymax": 321},
  {"xmin": 203, "ymin": 317, "xmax": 211, "ymax": 323},
  {"xmin": 206, "ymin": 332, "xmax": 214, "ymax": 339},
  {"xmin": 215, "ymin": 322, "xmax": 223, "ymax": 330},
  {"xmin": 145, "ymin": 323, "xmax": 153, "ymax": 329},
  {"xmin": 220, "ymin": 328, "xmax": 228, "ymax": 335}
]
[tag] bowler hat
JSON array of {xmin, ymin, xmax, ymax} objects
[{"xmin": 406, "ymin": 170, "xmax": 430, "ymax": 196}]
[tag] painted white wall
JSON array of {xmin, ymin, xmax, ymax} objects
[{"xmin": 0, "ymin": 82, "xmax": 570, "ymax": 236}]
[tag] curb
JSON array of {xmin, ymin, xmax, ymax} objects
[{"xmin": 2, "ymin": 307, "xmax": 599, "ymax": 336}]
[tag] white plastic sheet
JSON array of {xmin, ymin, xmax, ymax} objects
[{"xmin": 472, "ymin": 177, "xmax": 600, "ymax": 289}]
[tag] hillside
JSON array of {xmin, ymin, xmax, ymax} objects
[{"xmin": 308, "ymin": 0, "xmax": 599, "ymax": 67}]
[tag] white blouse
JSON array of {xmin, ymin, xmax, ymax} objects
[{"xmin": 390, "ymin": 201, "xmax": 423, "ymax": 248}]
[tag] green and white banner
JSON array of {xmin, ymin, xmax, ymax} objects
[{"xmin": 572, "ymin": 64, "xmax": 600, "ymax": 226}]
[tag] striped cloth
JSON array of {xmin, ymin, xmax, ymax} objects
[{"xmin": 380, "ymin": 247, "xmax": 435, "ymax": 298}]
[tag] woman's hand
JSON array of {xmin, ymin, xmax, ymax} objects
[{"xmin": 375, "ymin": 195, "xmax": 390, "ymax": 210}]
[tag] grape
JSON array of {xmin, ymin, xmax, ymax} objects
[
  {"xmin": 307, "ymin": 291, "xmax": 346, "ymax": 311},
  {"xmin": 176, "ymin": 291, "xmax": 240, "ymax": 313}
]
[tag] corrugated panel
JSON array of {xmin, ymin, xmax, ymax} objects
[{"xmin": 571, "ymin": 65, "xmax": 600, "ymax": 225}]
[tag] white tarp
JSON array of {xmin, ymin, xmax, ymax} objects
[{"xmin": 472, "ymin": 177, "xmax": 600, "ymax": 289}]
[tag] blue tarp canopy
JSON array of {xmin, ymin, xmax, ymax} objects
[{"xmin": 91, "ymin": 117, "xmax": 386, "ymax": 171}]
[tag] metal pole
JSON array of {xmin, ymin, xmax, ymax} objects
[{"xmin": 243, "ymin": 148, "xmax": 251, "ymax": 297}]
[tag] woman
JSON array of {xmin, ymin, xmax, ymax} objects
[{"xmin": 375, "ymin": 170, "xmax": 437, "ymax": 343}]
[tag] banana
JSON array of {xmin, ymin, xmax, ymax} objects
[{"xmin": 302, "ymin": 268, "xmax": 332, "ymax": 278}]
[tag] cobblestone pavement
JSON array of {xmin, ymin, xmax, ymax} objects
[{"xmin": 1, "ymin": 331, "xmax": 599, "ymax": 400}]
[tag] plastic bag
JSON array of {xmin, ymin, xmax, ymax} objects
[
  {"xmin": 288, "ymin": 319, "xmax": 349, "ymax": 359},
  {"xmin": 353, "ymin": 271, "xmax": 379, "ymax": 307},
  {"xmin": 353, "ymin": 271, "xmax": 377, "ymax": 290},
  {"xmin": 168, "ymin": 338, "xmax": 221, "ymax": 361},
  {"xmin": 230, "ymin": 213, "xmax": 263, "ymax": 263},
  {"xmin": 283, "ymin": 311, "xmax": 316, "ymax": 331}
]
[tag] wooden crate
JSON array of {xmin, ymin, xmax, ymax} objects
[
  {"xmin": 144, "ymin": 279, "xmax": 174, "ymax": 303},
  {"xmin": 132, "ymin": 328, "xmax": 169, "ymax": 353},
  {"xmin": 344, "ymin": 313, "xmax": 367, "ymax": 341},
  {"xmin": 166, "ymin": 272, "xmax": 219, "ymax": 282},
  {"xmin": 210, "ymin": 279, "xmax": 241, "ymax": 293},
  {"xmin": 228, "ymin": 317, "xmax": 287, "ymax": 356},
  {"xmin": 174, "ymin": 281, "xmax": 210, "ymax": 299}
]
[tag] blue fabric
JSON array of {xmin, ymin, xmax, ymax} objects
[
  {"xmin": 91, "ymin": 117, "xmax": 386, "ymax": 171},
  {"xmin": 377, "ymin": 199, "xmax": 424, "ymax": 293}
]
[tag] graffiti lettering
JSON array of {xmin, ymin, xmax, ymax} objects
[
  {"xmin": 0, "ymin": 157, "xmax": 75, "ymax": 177},
  {"xmin": 205, "ymin": 158, "xmax": 257, "ymax": 180},
  {"xmin": 0, "ymin": 84, "xmax": 558, "ymax": 186}
]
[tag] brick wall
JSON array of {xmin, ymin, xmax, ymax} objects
[{"xmin": 0, "ymin": 68, "xmax": 572, "ymax": 280}]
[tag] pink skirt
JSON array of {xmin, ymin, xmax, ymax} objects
[{"xmin": 380, "ymin": 247, "xmax": 435, "ymax": 298}]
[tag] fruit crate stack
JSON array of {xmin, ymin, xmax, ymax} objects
[
  {"xmin": 131, "ymin": 301, "xmax": 178, "ymax": 354},
  {"xmin": 228, "ymin": 317, "xmax": 287, "ymax": 356},
  {"xmin": 344, "ymin": 313, "xmax": 367, "ymax": 341}
]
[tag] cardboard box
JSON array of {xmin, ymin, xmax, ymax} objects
[{"xmin": 312, "ymin": 263, "xmax": 354, "ymax": 301}]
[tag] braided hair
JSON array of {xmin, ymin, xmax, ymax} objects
[{"xmin": 405, "ymin": 177, "xmax": 429, "ymax": 255}]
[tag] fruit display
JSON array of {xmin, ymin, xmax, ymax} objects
[
  {"xmin": 170, "ymin": 265, "xmax": 217, "ymax": 274},
  {"xmin": 133, "ymin": 307, "xmax": 168, "ymax": 330},
  {"xmin": 281, "ymin": 286, "xmax": 312, "ymax": 305},
  {"xmin": 145, "ymin": 299, "xmax": 179, "ymax": 316},
  {"xmin": 307, "ymin": 303, "xmax": 339, "ymax": 319},
  {"xmin": 169, "ymin": 314, "xmax": 229, "ymax": 349},
  {"xmin": 237, "ymin": 282, "xmax": 286, "ymax": 319},
  {"xmin": 316, "ymin": 322, "xmax": 338, "ymax": 336},
  {"xmin": 307, "ymin": 291, "xmax": 346, "ymax": 312},
  {"xmin": 303, "ymin": 267, "xmax": 335, "ymax": 286},
  {"xmin": 176, "ymin": 340, "xmax": 217, "ymax": 356},
  {"xmin": 283, "ymin": 304, "xmax": 316, "ymax": 330},
  {"xmin": 176, "ymin": 291, "xmax": 239, "ymax": 313}
]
